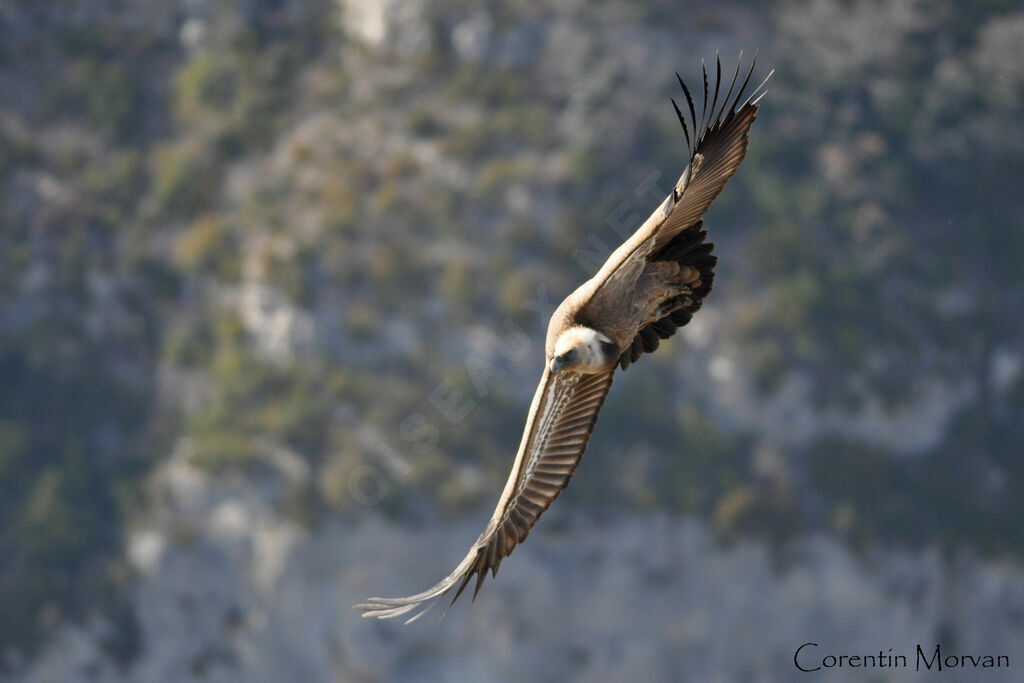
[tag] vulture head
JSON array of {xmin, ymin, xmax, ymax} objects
[{"xmin": 549, "ymin": 326, "xmax": 619, "ymax": 374}]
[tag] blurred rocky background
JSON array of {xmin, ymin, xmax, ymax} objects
[{"xmin": 1, "ymin": 0, "xmax": 1022, "ymax": 680}]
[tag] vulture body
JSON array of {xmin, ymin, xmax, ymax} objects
[{"xmin": 358, "ymin": 55, "xmax": 770, "ymax": 622}]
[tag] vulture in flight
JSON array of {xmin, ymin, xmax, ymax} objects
[{"xmin": 358, "ymin": 55, "xmax": 770, "ymax": 622}]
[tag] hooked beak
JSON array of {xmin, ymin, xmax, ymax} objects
[{"xmin": 549, "ymin": 356, "xmax": 569, "ymax": 373}]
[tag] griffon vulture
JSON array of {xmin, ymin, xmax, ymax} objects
[{"xmin": 358, "ymin": 55, "xmax": 770, "ymax": 622}]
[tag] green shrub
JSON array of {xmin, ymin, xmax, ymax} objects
[{"xmin": 151, "ymin": 142, "xmax": 218, "ymax": 217}]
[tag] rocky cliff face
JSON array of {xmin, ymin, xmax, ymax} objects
[
  {"xmin": 3, "ymin": 0, "xmax": 1024, "ymax": 679},
  {"xmin": 24, "ymin": 451, "xmax": 1024, "ymax": 681}
]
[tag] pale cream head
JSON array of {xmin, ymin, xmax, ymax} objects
[{"xmin": 549, "ymin": 326, "xmax": 617, "ymax": 374}]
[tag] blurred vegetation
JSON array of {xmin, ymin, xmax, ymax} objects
[{"xmin": 1, "ymin": 0, "xmax": 1022, "ymax": 670}]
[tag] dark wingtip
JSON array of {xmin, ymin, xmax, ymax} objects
[
  {"xmin": 699, "ymin": 58, "xmax": 709, "ymax": 132},
  {"xmin": 671, "ymin": 97, "xmax": 691, "ymax": 149},
  {"xmin": 708, "ymin": 52, "xmax": 722, "ymax": 128},
  {"xmin": 677, "ymin": 71, "xmax": 698, "ymax": 156},
  {"xmin": 472, "ymin": 568, "xmax": 488, "ymax": 601},
  {"xmin": 676, "ymin": 54, "xmax": 770, "ymax": 156},
  {"xmin": 450, "ymin": 571, "xmax": 473, "ymax": 608},
  {"xmin": 715, "ymin": 50, "xmax": 744, "ymax": 124},
  {"xmin": 729, "ymin": 53, "xmax": 758, "ymax": 116}
]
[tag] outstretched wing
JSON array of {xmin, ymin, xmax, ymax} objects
[
  {"xmin": 356, "ymin": 367, "xmax": 615, "ymax": 622},
  {"xmin": 617, "ymin": 220, "xmax": 716, "ymax": 370},
  {"xmin": 587, "ymin": 54, "xmax": 770, "ymax": 311}
]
